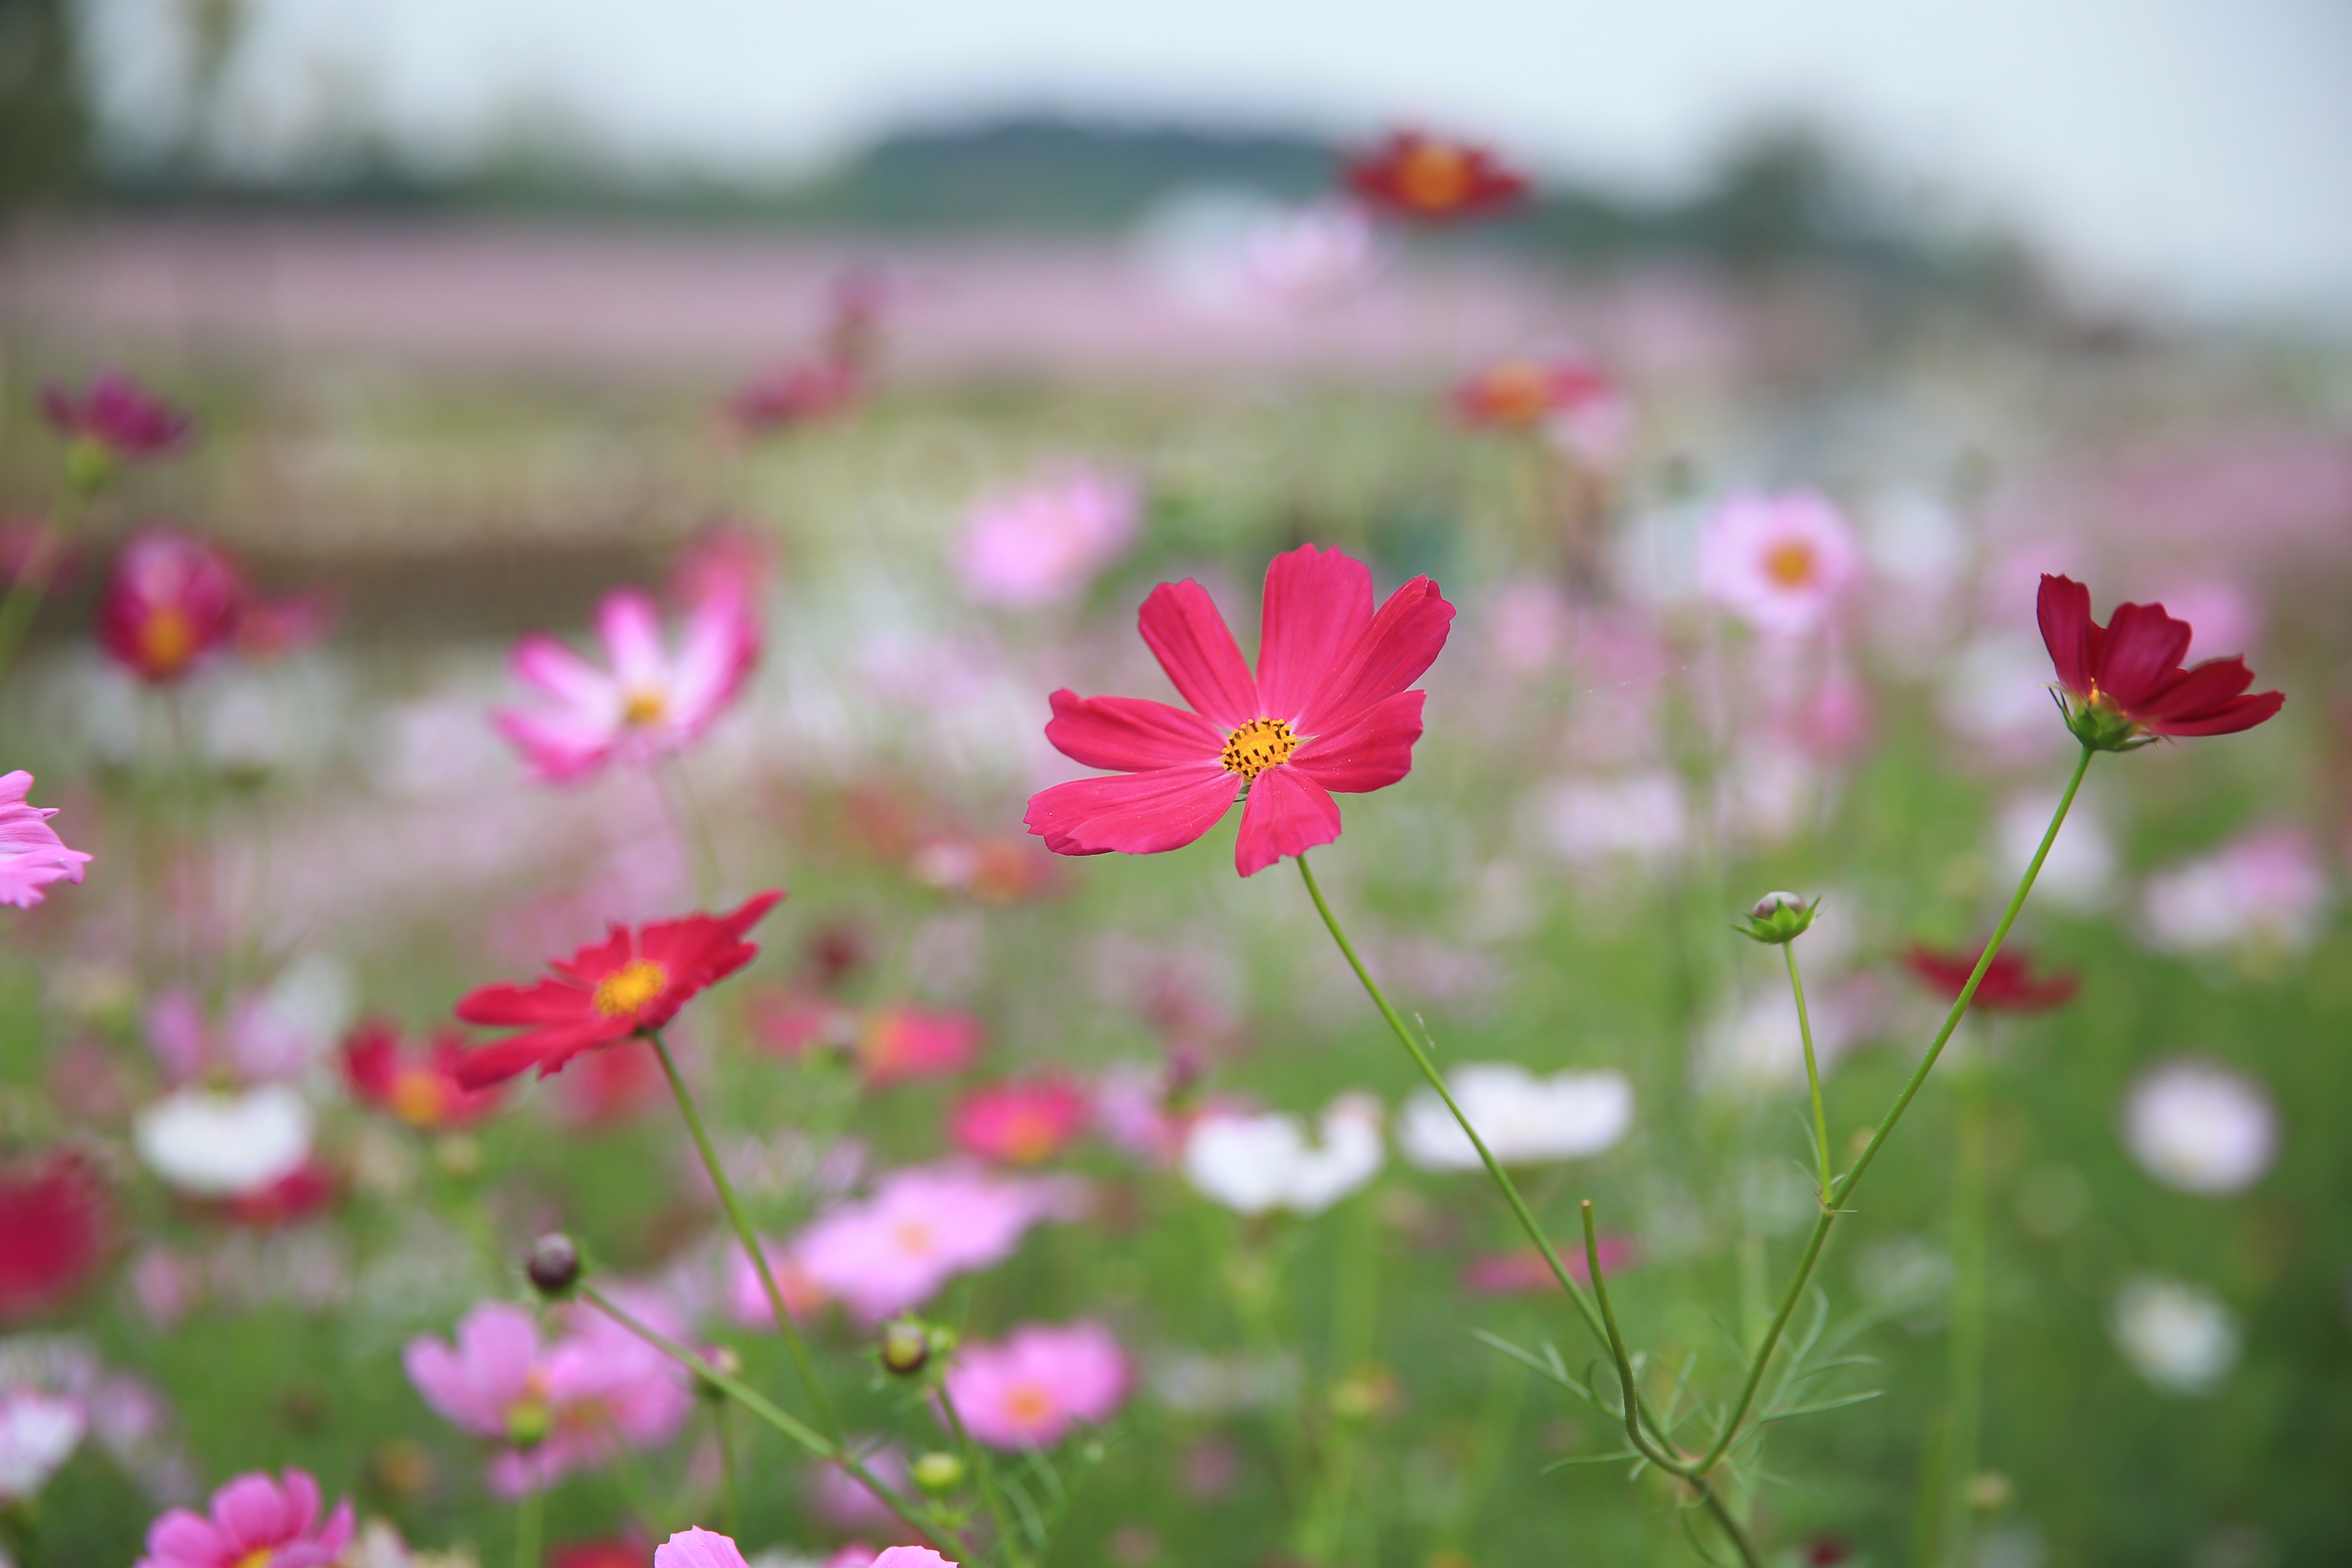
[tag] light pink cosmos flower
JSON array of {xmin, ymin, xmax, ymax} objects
[
  {"xmin": 873, "ymin": 1551, "xmax": 958, "ymax": 1568},
  {"xmin": 0, "ymin": 771, "xmax": 91, "ymax": 908},
  {"xmin": 654, "ymin": 1528, "xmax": 750, "ymax": 1568},
  {"xmin": 793, "ymin": 1164, "xmax": 1080, "ymax": 1322},
  {"xmin": 496, "ymin": 583, "xmax": 761, "ymax": 783},
  {"xmin": 133, "ymin": 1468, "xmax": 354, "ymax": 1568},
  {"xmin": 722, "ymin": 1240, "xmax": 828, "ymax": 1330},
  {"xmin": 944, "ymin": 1320, "xmax": 1130, "ymax": 1450},
  {"xmin": 1698, "ymin": 490, "xmax": 1862, "ymax": 635},
  {"xmin": 2140, "ymin": 825, "xmax": 2332, "ymax": 961},
  {"xmin": 0, "ymin": 1387, "xmax": 85, "ymax": 1503},
  {"xmin": 954, "ymin": 470, "xmax": 1140, "ymax": 608}
]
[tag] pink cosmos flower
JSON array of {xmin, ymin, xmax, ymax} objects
[
  {"xmin": 759, "ymin": 1000, "xmax": 983, "ymax": 1086},
  {"xmin": 1698, "ymin": 490, "xmax": 1861, "ymax": 635},
  {"xmin": 727, "ymin": 359, "xmax": 862, "ymax": 436},
  {"xmin": 873, "ymin": 1551, "xmax": 957, "ymax": 1568},
  {"xmin": 0, "ymin": 771, "xmax": 91, "ymax": 908},
  {"xmin": 723, "ymin": 1240, "xmax": 829, "ymax": 1329},
  {"xmin": 943, "ymin": 1321, "xmax": 1130, "ymax": 1450},
  {"xmin": 97, "ymin": 530, "xmax": 245, "ymax": 684},
  {"xmin": 1236, "ymin": 200, "xmax": 1382, "ymax": 309},
  {"xmin": 133, "ymin": 1468, "xmax": 353, "ymax": 1568},
  {"xmin": 1025, "ymin": 544, "xmax": 1454, "ymax": 877},
  {"xmin": 654, "ymin": 1528, "xmax": 751, "ymax": 1568},
  {"xmin": 954, "ymin": 470, "xmax": 1140, "ymax": 608},
  {"xmin": 794, "ymin": 1164, "xmax": 1078, "ymax": 1321},
  {"xmin": 949, "ymin": 1078, "xmax": 1091, "ymax": 1165},
  {"xmin": 496, "ymin": 583, "xmax": 761, "ymax": 783},
  {"xmin": 1462, "ymin": 1237, "xmax": 1634, "ymax": 1295},
  {"xmin": 145, "ymin": 986, "xmax": 323, "ymax": 1087},
  {"xmin": 41, "ymin": 369, "xmax": 192, "ymax": 461}
]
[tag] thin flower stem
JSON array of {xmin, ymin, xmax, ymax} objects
[
  {"xmin": 1943, "ymin": 1057, "xmax": 1991, "ymax": 1566},
  {"xmin": 1582, "ymin": 1201, "xmax": 1661, "ymax": 1464},
  {"xmin": 0, "ymin": 482, "xmax": 88, "ymax": 691},
  {"xmin": 937, "ymin": 1377, "xmax": 1026, "ymax": 1568},
  {"xmin": 713, "ymin": 1401, "xmax": 742, "ymax": 1539},
  {"xmin": 512, "ymin": 1483, "xmax": 542, "ymax": 1568},
  {"xmin": 647, "ymin": 1030, "xmax": 845, "ymax": 1446},
  {"xmin": 1692, "ymin": 744, "xmax": 2095, "ymax": 1475},
  {"xmin": 1786, "ymin": 942, "xmax": 1831, "ymax": 1201}
]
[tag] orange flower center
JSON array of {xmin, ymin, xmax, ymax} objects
[
  {"xmin": 591, "ymin": 959, "xmax": 669, "ymax": 1018},
  {"xmin": 995, "ymin": 1107, "xmax": 1063, "ymax": 1164},
  {"xmin": 1220, "ymin": 717, "xmax": 1298, "ymax": 782},
  {"xmin": 1762, "ymin": 539, "xmax": 1819, "ymax": 588},
  {"xmin": 1478, "ymin": 363, "xmax": 1550, "ymax": 425},
  {"xmin": 621, "ymin": 687, "xmax": 668, "ymax": 726},
  {"xmin": 1003, "ymin": 1382, "xmax": 1057, "ymax": 1427},
  {"xmin": 232, "ymin": 1550, "xmax": 275, "ymax": 1568},
  {"xmin": 139, "ymin": 607, "xmax": 198, "ymax": 676},
  {"xmin": 1397, "ymin": 142, "xmax": 1474, "ymax": 211},
  {"xmin": 892, "ymin": 1218, "xmax": 936, "ymax": 1257},
  {"xmin": 390, "ymin": 1069, "xmax": 450, "ymax": 1128}
]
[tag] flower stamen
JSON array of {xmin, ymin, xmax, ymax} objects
[
  {"xmin": 620, "ymin": 687, "xmax": 668, "ymax": 727},
  {"xmin": 591, "ymin": 959, "xmax": 669, "ymax": 1018},
  {"xmin": 1220, "ymin": 717, "xmax": 1299, "ymax": 782}
]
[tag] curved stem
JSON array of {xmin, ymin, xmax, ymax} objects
[
  {"xmin": 1786, "ymin": 942, "xmax": 1831, "ymax": 1200},
  {"xmin": 937, "ymin": 1378, "xmax": 1025, "ymax": 1568}
]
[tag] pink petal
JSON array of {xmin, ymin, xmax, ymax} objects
[
  {"xmin": 654, "ymin": 1526, "xmax": 754, "ymax": 1568},
  {"xmin": 1043, "ymin": 689, "xmax": 1223, "ymax": 771},
  {"xmin": 1254, "ymin": 545, "xmax": 1374, "ymax": 722},
  {"xmin": 210, "ymin": 1472, "xmax": 294, "ymax": 1553},
  {"xmin": 1024, "ymin": 766, "xmax": 1237, "ymax": 857},
  {"xmin": 666, "ymin": 586, "xmax": 760, "ymax": 733},
  {"xmin": 1296, "ymin": 576, "xmax": 1454, "ymax": 733},
  {"xmin": 1287, "ymin": 689, "xmax": 1424, "ymax": 794},
  {"xmin": 511, "ymin": 633, "xmax": 616, "ymax": 710},
  {"xmin": 872, "ymin": 1550, "xmax": 958, "ymax": 1568},
  {"xmin": 494, "ymin": 708, "xmax": 620, "ymax": 783},
  {"xmin": 1233, "ymin": 765, "xmax": 1343, "ymax": 877},
  {"xmin": 142, "ymin": 1509, "xmax": 225, "ymax": 1568},
  {"xmin": 596, "ymin": 589, "xmax": 669, "ymax": 693},
  {"xmin": 1137, "ymin": 580, "xmax": 1258, "ymax": 730}
]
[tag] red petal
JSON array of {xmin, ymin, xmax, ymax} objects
[
  {"xmin": 1044, "ymin": 688, "xmax": 1224, "ymax": 771},
  {"xmin": 1233, "ymin": 766, "xmax": 1343, "ymax": 876},
  {"xmin": 2144, "ymin": 690, "xmax": 2284, "ymax": 737},
  {"xmin": 1024, "ymin": 765, "xmax": 1237, "ymax": 856},
  {"xmin": 547, "ymin": 925, "xmax": 632, "ymax": 987},
  {"xmin": 454, "ymin": 978, "xmax": 593, "ymax": 1026},
  {"xmin": 1288, "ymin": 690, "xmax": 1425, "ymax": 794},
  {"xmin": 452, "ymin": 1026, "xmax": 583, "ymax": 1088},
  {"xmin": 1254, "ymin": 545, "xmax": 1375, "ymax": 722},
  {"xmin": 2095, "ymin": 601, "xmax": 2192, "ymax": 710},
  {"xmin": 2035, "ymin": 575, "xmax": 2096, "ymax": 698},
  {"xmin": 1298, "ymin": 577, "xmax": 1455, "ymax": 733},
  {"xmin": 2132, "ymin": 656, "xmax": 2254, "ymax": 724},
  {"xmin": 1138, "ymin": 580, "xmax": 1259, "ymax": 730}
]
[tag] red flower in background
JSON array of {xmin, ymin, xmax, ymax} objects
[
  {"xmin": 1902, "ymin": 945, "xmax": 2079, "ymax": 1014},
  {"xmin": 97, "ymin": 530, "xmax": 244, "ymax": 683},
  {"xmin": 220, "ymin": 1160, "xmax": 340, "ymax": 1228},
  {"xmin": 41, "ymin": 368, "xmax": 192, "ymax": 461},
  {"xmin": 951, "ymin": 1078, "xmax": 1091, "ymax": 1165},
  {"xmin": 343, "ymin": 1020, "xmax": 505, "ymax": 1129},
  {"xmin": 751, "ymin": 995, "xmax": 982, "ymax": 1087},
  {"xmin": 1025, "ymin": 544, "xmax": 1454, "ymax": 877},
  {"xmin": 1344, "ymin": 131, "xmax": 1528, "ymax": 223},
  {"xmin": 727, "ymin": 360, "xmax": 862, "ymax": 436},
  {"xmin": 454, "ymin": 892, "xmax": 783, "ymax": 1087},
  {"xmin": 1451, "ymin": 357, "xmax": 1616, "ymax": 430},
  {"xmin": 0, "ymin": 1148, "xmax": 109, "ymax": 1322},
  {"xmin": 2037, "ymin": 574, "xmax": 2283, "ymax": 749},
  {"xmin": 550, "ymin": 1538, "xmax": 648, "ymax": 1568}
]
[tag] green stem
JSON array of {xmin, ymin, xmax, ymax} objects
[
  {"xmin": 938, "ymin": 1377, "xmax": 1025, "ymax": 1568},
  {"xmin": 713, "ymin": 1401, "xmax": 742, "ymax": 1539},
  {"xmin": 512, "ymin": 1483, "xmax": 543, "ymax": 1568},
  {"xmin": 1693, "ymin": 744, "xmax": 2094, "ymax": 1475},
  {"xmin": 1786, "ymin": 942, "xmax": 1831, "ymax": 1201},
  {"xmin": 0, "ymin": 481, "xmax": 88, "ymax": 691},
  {"xmin": 1944, "ymin": 1056, "xmax": 1990, "ymax": 1565}
]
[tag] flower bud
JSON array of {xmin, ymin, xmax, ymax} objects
[
  {"xmin": 696, "ymin": 1344, "xmax": 743, "ymax": 1402},
  {"xmin": 911, "ymin": 1450, "xmax": 965, "ymax": 1493},
  {"xmin": 524, "ymin": 1232, "xmax": 583, "ymax": 1297},
  {"xmin": 1736, "ymin": 891, "xmax": 1819, "ymax": 945},
  {"xmin": 879, "ymin": 1321, "xmax": 931, "ymax": 1377}
]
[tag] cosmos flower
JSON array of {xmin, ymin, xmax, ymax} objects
[
  {"xmin": 1901, "ymin": 945, "xmax": 2079, "ymax": 1013},
  {"xmin": 654, "ymin": 1530, "xmax": 750, "ymax": 1568},
  {"xmin": 133, "ymin": 1468, "xmax": 355, "ymax": 1568},
  {"xmin": 132, "ymin": 1084, "xmax": 315, "ymax": 1199},
  {"xmin": 943, "ymin": 1320, "xmax": 1130, "ymax": 1450},
  {"xmin": 0, "ymin": 1148, "xmax": 109, "ymax": 1322},
  {"xmin": 218, "ymin": 1161, "xmax": 340, "ymax": 1229},
  {"xmin": 41, "ymin": 369, "xmax": 192, "ymax": 463},
  {"xmin": 1235, "ymin": 200, "xmax": 1382, "ymax": 308},
  {"xmin": 96, "ymin": 530, "xmax": 244, "ymax": 684},
  {"xmin": 1398, "ymin": 1063, "xmax": 1633, "ymax": 1170},
  {"xmin": 342, "ymin": 1019, "xmax": 505, "ymax": 1130},
  {"xmin": 0, "ymin": 1387, "xmax": 84, "ymax": 1503},
  {"xmin": 1697, "ymin": 490, "xmax": 1861, "ymax": 636},
  {"xmin": 2036, "ymin": 574, "xmax": 2283, "ymax": 748},
  {"xmin": 2109, "ymin": 1276, "xmax": 2240, "ymax": 1395},
  {"xmin": 1452, "ymin": 356, "xmax": 1633, "ymax": 468},
  {"xmin": 144, "ymin": 977, "xmax": 343, "ymax": 1088},
  {"xmin": 452, "ymin": 892, "xmax": 783, "ymax": 1087},
  {"xmin": 949, "ymin": 1078, "xmax": 1091, "ymax": 1165},
  {"xmin": 1025, "ymin": 544, "xmax": 1454, "ymax": 877},
  {"xmin": 495, "ymin": 583, "xmax": 762, "ymax": 784},
  {"xmin": 954, "ymin": 470, "xmax": 1140, "ymax": 608},
  {"xmin": 1181, "ymin": 1095, "xmax": 1385, "ymax": 1217},
  {"xmin": 2138, "ymin": 826, "xmax": 2330, "ymax": 961},
  {"xmin": 722, "ymin": 1240, "xmax": 828, "ymax": 1330},
  {"xmin": 727, "ymin": 359, "xmax": 862, "ymax": 436},
  {"xmin": 0, "ymin": 770, "xmax": 92, "ymax": 908},
  {"xmin": 793, "ymin": 1163, "xmax": 1078, "ymax": 1322},
  {"xmin": 1462, "ymin": 1236, "xmax": 1635, "ymax": 1296},
  {"xmin": 2122, "ymin": 1059, "xmax": 2278, "ymax": 1196},
  {"xmin": 1344, "ymin": 130, "xmax": 1528, "ymax": 223},
  {"xmin": 753, "ymin": 997, "xmax": 985, "ymax": 1085}
]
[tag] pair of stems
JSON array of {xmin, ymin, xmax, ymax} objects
[{"xmin": 1291, "ymin": 741, "xmax": 2094, "ymax": 1565}]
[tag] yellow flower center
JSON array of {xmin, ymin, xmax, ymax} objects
[
  {"xmin": 892, "ymin": 1218, "xmax": 936, "ymax": 1257},
  {"xmin": 1762, "ymin": 539, "xmax": 1819, "ymax": 588},
  {"xmin": 232, "ymin": 1550, "xmax": 275, "ymax": 1568},
  {"xmin": 995, "ymin": 1107, "xmax": 1063, "ymax": 1164},
  {"xmin": 621, "ymin": 686, "xmax": 668, "ymax": 726},
  {"xmin": 390, "ymin": 1069, "xmax": 449, "ymax": 1128},
  {"xmin": 139, "ymin": 606, "xmax": 198, "ymax": 675},
  {"xmin": 1478, "ymin": 363, "xmax": 1550, "ymax": 425},
  {"xmin": 1220, "ymin": 717, "xmax": 1298, "ymax": 782},
  {"xmin": 591, "ymin": 959, "xmax": 668, "ymax": 1018},
  {"xmin": 1003, "ymin": 1382, "xmax": 1057, "ymax": 1426},
  {"xmin": 1397, "ymin": 142, "xmax": 1474, "ymax": 211}
]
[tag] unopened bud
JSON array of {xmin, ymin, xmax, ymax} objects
[
  {"xmin": 1737, "ymin": 891, "xmax": 1820, "ymax": 945},
  {"xmin": 524, "ymin": 1232, "xmax": 582, "ymax": 1296},
  {"xmin": 879, "ymin": 1322, "xmax": 931, "ymax": 1377},
  {"xmin": 911, "ymin": 1450, "xmax": 965, "ymax": 1493}
]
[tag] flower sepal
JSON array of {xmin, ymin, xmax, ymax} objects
[
  {"xmin": 2053, "ymin": 688, "xmax": 2158, "ymax": 754},
  {"xmin": 1737, "ymin": 891, "xmax": 1820, "ymax": 945}
]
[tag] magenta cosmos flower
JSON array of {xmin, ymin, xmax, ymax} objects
[
  {"xmin": 497, "ymin": 583, "xmax": 761, "ymax": 783},
  {"xmin": 1025, "ymin": 544, "xmax": 1453, "ymax": 877},
  {"xmin": 134, "ymin": 1468, "xmax": 353, "ymax": 1568},
  {"xmin": 944, "ymin": 1320, "xmax": 1130, "ymax": 1450},
  {"xmin": 0, "ymin": 771, "xmax": 91, "ymax": 908},
  {"xmin": 98, "ymin": 530, "xmax": 245, "ymax": 684},
  {"xmin": 42, "ymin": 369, "xmax": 192, "ymax": 463},
  {"xmin": 2037, "ymin": 574, "xmax": 2283, "ymax": 749}
]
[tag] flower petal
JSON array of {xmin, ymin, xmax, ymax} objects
[
  {"xmin": 1138, "ymin": 580, "xmax": 1258, "ymax": 730},
  {"xmin": 2144, "ymin": 690, "xmax": 2284, "ymax": 737},
  {"xmin": 1297, "ymin": 576, "xmax": 1454, "ymax": 733},
  {"xmin": 1025, "ymin": 765, "xmax": 1237, "ymax": 857},
  {"xmin": 1044, "ymin": 688, "xmax": 1224, "ymax": 771},
  {"xmin": 596, "ymin": 589, "xmax": 669, "ymax": 693},
  {"xmin": 1255, "ymin": 545, "xmax": 1375, "ymax": 722},
  {"xmin": 2035, "ymin": 574, "xmax": 2097, "ymax": 699},
  {"xmin": 1288, "ymin": 690, "xmax": 1425, "ymax": 794},
  {"xmin": 2095, "ymin": 600, "xmax": 2192, "ymax": 711},
  {"xmin": 2133, "ymin": 656, "xmax": 2254, "ymax": 725},
  {"xmin": 511, "ymin": 633, "xmax": 616, "ymax": 710},
  {"xmin": 1233, "ymin": 765, "xmax": 1343, "ymax": 877}
]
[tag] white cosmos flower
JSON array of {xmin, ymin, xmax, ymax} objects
[
  {"xmin": 2122, "ymin": 1060, "xmax": 2279, "ymax": 1196},
  {"xmin": 1183, "ymin": 1094, "xmax": 1385, "ymax": 1217},
  {"xmin": 2111, "ymin": 1275, "xmax": 2240, "ymax": 1395},
  {"xmin": 132, "ymin": 1083, "xmax": 314, "ymax": 1197},
  {"xmin": 0, "ymin": 1388, "xmax": 85, "ymax": 1503},
  {"xmin": 1399, "ymin": 1064, "xmax": 1633, "ymax": 1171}
]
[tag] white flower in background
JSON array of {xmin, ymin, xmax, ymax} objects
[
  {"xmin": 2122, "ymin": 1059, "xmax": 2279, "ymax": 1196},
  {"xmin": 1995, "ymin": 789, "xmax": 2115, "ymax": 911},
  {"xmin": 0, "ymin": 1387, "xmax": 85, "ymax": 1502},
  {"xmin": 2140, "ymin": 826, "xmax": 2331, "ymax": 961},
  {"xmin": 1236, "ymin": 200, "xmax": 1381, "ymax": 308},
  {"xmin": 1399, "ymin": 1064, "xmax": 1633, "ymax": 1171},
  {"xmin": 1696, "ymin": 490, "xmax": 1862, "ymax": 635},
  {"xmin": 1943, "ymin": 635, "xmax": 2071, "ymax": 750},
  {"xmin": 1697, "ymin": 988, "xmax": 1857, "ymax": 1095},
  {"xmin": 132, "ymin": 1083, "xmax": 314, "ymax": 1197},
  {"xmin": 1540, "ymin": 772, "xmax": 1687, "ymax": 867},
  {"xmin": 1183, "ymin": 1094, "xmax": 1385, "ymax": 1217},
  {"xmin": 2111, "ymin": 1275, "xmax": 2241, "ymax": 1394}
]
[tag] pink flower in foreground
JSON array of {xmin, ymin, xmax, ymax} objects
[
  {"xmin": 873, "ymin": 1551, "xmax": 957, "ymax": 1568},
  {"xmin": 1698, "ymin": 490, "xmax": 1861, "ymax": 635},
  {"xmin": 1025, "ymin": 544, "xmax": 1454, "ymax": 877},
  {"xmin": 794, "ymin": 1164, "xmax": 1078, "ymax": 1321},
  {"xmin": 944, "ymin": 1321, "xmax": 1130, "ymax": 1450},
  {"xmin": 134, "ymin": 1468, "xmax": 353, "ymax": 1568},
  {"xmin": 97, "ymin": 530, "xmax": 245, "ymax": 684},
  {"xmin": 0, "ymin": 771, "xmax": 91, "ymax": 908},
  {"xmin": 654, "ymin": 1528, "xmax": 750, "ymax": 1568},
  {"xmin": 496, "ymin": 583, "xmax": 761, "ymax": 783},
  {"xmin": 949, "ymin": 1078, "xmax": 1091, "ymax": 1165},
  {"xmin": 42, "ymin": 369, "xmax": 192, "ymax": 462},
  {"xmin": 955, "ymin": 470, "xmax": 1140, "ymax": 608}
]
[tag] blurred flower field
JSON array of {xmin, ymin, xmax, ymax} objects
[{"xmin": 0, "ymin": 176, "xmax": 2349, "ymax": 1568}]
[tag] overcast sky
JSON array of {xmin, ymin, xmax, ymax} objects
[{"xmin": 83, "ymin": 0, "xmax": 2352, "ymax": 321}]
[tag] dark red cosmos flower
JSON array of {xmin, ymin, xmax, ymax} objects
[
  {"xmin": 1903, "ymin": 945, "xmax": 2079, "ymax": 1014},
  {"xmin": 97, "ymin": 529, "xmax": 245, "ymax": 683},
  {"xmin": 1344, "ymin": 130, "xmax": 1528, "ymax": 223},
  {"xmin": 1024, "ymin": 545, "xmax": 1454, "ymax": 877},
  {"xmin": 453, "ymin": 892, "xmax": 784, "ymax": 1088},
  {"xmin": 342, "ymin": 1020, "xmax": 505, "ymax": 1130},
  {"xmin": 221, "ymin": 1160, "xmax": 340, "ymax": 1228},
  {"xmin": 727, "ymin": 359, "xmax": 862, "ymax": 436},
  {"xmin": 0, "ymin": 1148, "xmax": 109, "ymax": 1322},
  {"xmin": 40, "ymin": 368, "xmax": 192, "ymax": 461},
  {"xmin": 2037, "ymin": 574, "xmax": 2283, "ymax": 750},
  {"xmin": 549, "ymin": 1537, "xmax": 647, "ymax": 1568}
]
